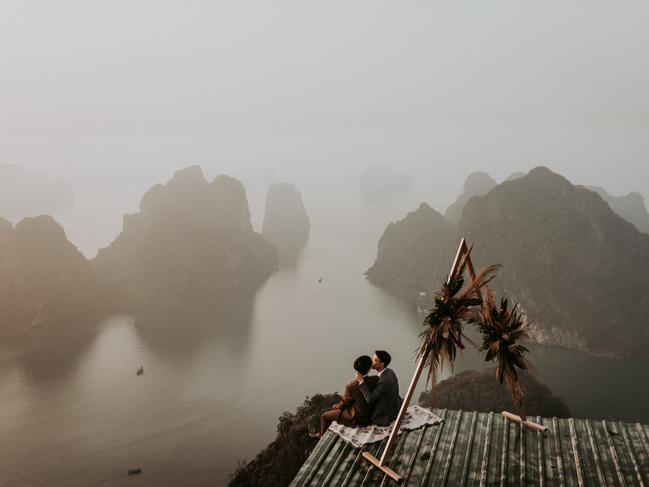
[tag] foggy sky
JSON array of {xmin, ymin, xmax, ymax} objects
[{"xmin": 2, "ymin": 1, "xmax": 649, "ymax": 204}]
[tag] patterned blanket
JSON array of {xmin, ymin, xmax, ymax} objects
[{"xmin": 328, "ymin": 405, "xmax": 443, "ymax": 448}]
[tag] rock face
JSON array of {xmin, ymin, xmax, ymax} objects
[
  {"xmin": 586, "ymin": 186, "xmax": 649, "ymax": 234},
  {"xmin": 365, "ymin": 203, "xmax": 458, "ymax": 304},
  {"xmin": 0, "ymin": 164, "xmax": 74, "ymax": 220},
  {"xmin": 0, "ymin": 166, "xmax": 278, "ymax": 337},
  {"xmin": 359, "ymin": 165, "xmax": 412, "ymax": 203},
  {"xmin": 444, "ymin": 171, "xmax": 497, "ymax": 226},
  {"xmin": 418, "ymin": 369, "xmax": 571, "ymax": 418},
  {"xmin": 93, "ymin": 166, "xmax": 277, "ymax": 308},
  {"xmin": 459, "ymin": 167, "xmax": 649, "ymax": 356},
  {"xmin": 229, "ymin": 393, "xmax": 341, "ymax": 487},
  {"xmin": 0, "ymin": 216, "xmax": 103, "ymax": 335},
  {"xmin": 232, "ymin": 376, "xmax": 568, "ymax": 486},
  {"xmin": 261, "ymin": 183, "xmax": 310, "ymax": 257},
  {"xmin": 368, "ymin": 167, "xmax": 649, "ymax": 357}
]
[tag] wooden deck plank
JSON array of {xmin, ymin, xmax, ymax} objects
[
  {"xmin": 289, "ymin": 410, "xmax": 649, "ymax": 487},
  {"xmin": 291, "ymin": 431, "xmax": 338, "ymax": 486},
  {"xmin": 402, "ymin": 419, "xmax": 442, "ymax": 486}
]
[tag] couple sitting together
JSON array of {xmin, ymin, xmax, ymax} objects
[{"xmin": 320, "ymin": 350, "xmax": 403, "ymax": 437}]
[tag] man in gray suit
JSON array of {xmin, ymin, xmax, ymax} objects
[{"xmin": 357, "ymin": 350, "xmax": 403, "ymax": 427}]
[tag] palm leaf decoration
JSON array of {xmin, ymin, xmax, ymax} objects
[
  {"xmin": 417, "ymin": 248, "xmax": 500, "ymax": 391},
  {"xmin": 475, "ymin": 289, "xmax": 531, "ymax": 419}
]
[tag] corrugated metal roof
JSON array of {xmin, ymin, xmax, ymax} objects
[{"xmin": 290, "ymin": 409, "xmax": 649, "ymax": 486}]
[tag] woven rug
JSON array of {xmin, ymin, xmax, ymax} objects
[{"xmin": 328, "ymin": 405, "xmax": 443, "ymax": 448}]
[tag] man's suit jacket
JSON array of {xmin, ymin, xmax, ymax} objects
[
  {"xmin": 358, "ymin": 368, "xmax": 403, "ymax": 427},
  {"xmin": 335, "ymin": 375, "xmax": 378, "ymax": 427}
]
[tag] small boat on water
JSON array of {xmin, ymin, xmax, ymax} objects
[{"xmin": 136, "ymin": 366, "xmax": 144, "ymax": 376}]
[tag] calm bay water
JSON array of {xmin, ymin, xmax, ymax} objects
[
  {"xmin": 2, "ymin": 185, "xmax": 649, "ymax": 486},
  {"xmin": 0, "ymin": 225, "xmax": 426, "ymax": 486}
]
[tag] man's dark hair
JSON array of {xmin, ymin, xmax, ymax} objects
[
  {"xmin": 375, "ymin": 350, "xmax": 391, "ymax": 367},
  {"xmin": 354, "ymin": 355, "xmax": 372, "ymax": 375}
]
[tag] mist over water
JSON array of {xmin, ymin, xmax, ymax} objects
[
  {"xmin": 1, "ymin": 180, "xmax": 649, "ymax": 486},
  {"xmin": 0, "ymin": 184, "xmax": 423, "ymax": 486}
]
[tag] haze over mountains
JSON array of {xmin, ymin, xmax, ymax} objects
[
  {"xmin": 444, "ymin": 170, "xmax": 649, "ymax": 235},
  {"xmin": 3, "ymin": 161, "xmax": 649, "ymax": 485},
  {"xmin": 444, "ymin": 171, "xmax": 497, "ymax": 226},
  {"xmin": 0, "ymin": 164, "xmax": 74, "ymax": 221},
  {"xmin": 586, "ymin": 186, "xmax": 649, "ymax": 234},
  {"xmin": 0, "ymin": 216, "xmax": 106, "ymax": 335},
  {"xmin": 368, "ymin": 166, "xmax": 649, "ymax": 357},
  {"xmin": 261, "ymin": 182, "xmax": 310, "ymax": 258},
  {"xmin": 94, "ymin": 166, "xmax": 277, "ymax": 308},
  {"xmin": 5, "ymin": 162, "xmax": 649, "ymax": 356},
  {"xmin": 359, "ymin": 165, "xmax": 412, "ymax": 203},
  {"xmin": 4, "ymin": 3, "xmax": 649, "ymax": 485},
  {"xmin": 0, "ymin": 166, "xmax": 278, "ymax": 336}
]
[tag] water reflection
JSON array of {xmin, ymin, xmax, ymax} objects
[
  {"xmin": 133, "ymin": 292, "xmax": 256, "ymax": 359},
  {"xmin": 276, "ymin": 251, "xmax": 304, "ymax": 271},
  {"xmin": 0, "ymin": 313, "xmax": 103, "ymax": 381},
  {"xmin": 0, "ymin": 298, "xmax": 263, "ymax": 487}
]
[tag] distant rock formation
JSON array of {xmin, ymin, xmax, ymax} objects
[
  {"xmin": 419, "ymin": 369, "xmax": 571, "ymax": 418},
  {"xmin": 444, "ymin": 171, "xmax": 497, "ymax": 226},
  {"xmin": 0, "ymin": 216, "xmax": 104, "ymax": 335},
  {"xmin": 0, "ymin": 167, "xmax": 278, "ymax": 336},
  {"xmin": 0, "ymin": 164, "xmax": 73, "ymax": 221},
  {"xmin": 586, "ymin": 186, "xmax": 649, "ymax": 234},
  {"xmin": 367, "ymin": 167, "xmax": 649, "ymax": 357},
  {"xmin": 261, "ymin": 168, "xmax": 279, "ymax": 188},
  {"xmin": 359, "ymin": 165, "xmax": 412, "ymax": 203},
  {"xmin": 460, "ymin": 167, "xmax": 649, "ymax": 356},
  {"xmin": 506, "ymin": 172, "xmax": 526, "ymax": 182},
  {"xmin": 366, "ymin": 203, "xmax": 458, "ymax": 305},
  {"xmin": 261, "ymin": 183, "xmax": 310, "ymax": 257},
  {"xmin": 229, "ymin": 393, "xmax": 341, "ymax": 487},
  {"xmin": 93, "ymin": 166, "xmax": 277, "ymax": 308}
]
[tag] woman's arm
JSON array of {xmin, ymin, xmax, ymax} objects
[{"xmin": 359, "ymin": 377, "xmax": 386, "ymax": 404}]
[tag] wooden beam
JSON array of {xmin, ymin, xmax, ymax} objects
[
  {"xmin": 501, "ymin": 411, "xmax": 547, "ymax": 432},
  {"xmin": 362, "ymin": 452, "xmax": 403, "ymax": 484},
  {"xmin": 378, "ymin": 355, "xmax": 426, "ymax": 466},
  {"xmin": 463, "ymin": 241, "xmax": 478, "ymax": 281},
  {"xmin": 363, "ymin": 238, "xmax": 473, "ymax": 482},
  {"xmin": 448, "ymin": 238, "xmax": 468, "ymax": 283}
]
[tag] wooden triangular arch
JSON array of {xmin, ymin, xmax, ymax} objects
[{"xmin": 361, "ymin": 238, "xmax": 545, "ymax": 484}]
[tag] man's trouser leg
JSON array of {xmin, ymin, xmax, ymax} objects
[{"xmin": 320, "ymin": 409, "xmax": 339, "ymax": 436}]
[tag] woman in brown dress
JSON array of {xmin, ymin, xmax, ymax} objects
[{"xmin": 320, "ymin": 355, "xmax": 378, "ymax": 436}]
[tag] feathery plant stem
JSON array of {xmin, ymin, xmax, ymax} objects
[
  {"xmin": 417, "ymin": 245, "xmax": 533, "ymax": 420},
  {"xmin": 417, "ymin": 248, "xmax": 499, "ymax": 392},
  {"xmin": 475, "ymin": 289, "xmax": 531, "ymax": 419}
]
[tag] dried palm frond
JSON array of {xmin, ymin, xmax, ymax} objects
[
  {"xmin": 417, "ymin": 248, "xmax": 500, "ymax": 391},
  {"xmin": 475, "ymin": 289, "xmax": 531, "ymax": 418}
]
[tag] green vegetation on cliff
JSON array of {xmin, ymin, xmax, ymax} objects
[
  {"xmin": 419, "ymin": 369, "xmax": 571, "ymax": 418},
  {"xmin": 365, "ymin": 203, "xmax": 458, "ymax": 305},
  {"xmin": 229, "ymin": 393, "xmax": 341, "ymax": 487}
]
